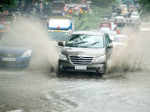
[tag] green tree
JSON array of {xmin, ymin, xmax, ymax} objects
[
  {"xmin": 0, "ymin": 0, "xmax": 17, "ymax": 9},
  {"xmin": 139, "ymin": 0, "xmax": 150, "ymax": 11},
  {"xmin": 92, "ymin": 0, "xmax": 115, "ymax": 7}
]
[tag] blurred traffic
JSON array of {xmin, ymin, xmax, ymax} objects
[
  {"xmin": 1, "ymin": 0, "xmax": 150, "ymax": 112},
  {"xmin": 0, "ymin": 0, "xmax": 144, "ymax": 75}
]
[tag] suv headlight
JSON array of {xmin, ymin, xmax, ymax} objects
[
  {"xmin": 92, "ymin": 55, "xmax": 106, "ymax": 63},
  {"xmin": 59, "ymin": 53, "xmax": 67, "ymax": 61},
  {"xmin": 21, "ymin": 50, "xmax": 32, "ymax": 58}
]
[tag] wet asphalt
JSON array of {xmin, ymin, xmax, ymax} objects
[{"xmin": 0, "ymin": 26, "xmax": 150, "ymax": 112}]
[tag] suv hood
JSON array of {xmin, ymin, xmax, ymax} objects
[{"xmin": 62, "ymin": 47, "xmax": 105, "ymax": 57}]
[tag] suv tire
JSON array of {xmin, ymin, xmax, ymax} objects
[
  {"xmin": 56, "ymin": 64, "xmax": 64, "ymax": 77},
  {"xmin": 96, "ymin": 63, "xmax": 107, "ymax": 77}
]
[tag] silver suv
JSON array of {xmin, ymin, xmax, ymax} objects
[{"xmin": 57, "ymin": 31, "xmax": 113, "ymax": 77}]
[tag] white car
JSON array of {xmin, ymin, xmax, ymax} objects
[
  {"xmin": 131, "ymin": 11, "xmax": 140, "ymax": 20},
  {"xmin": 130, "ymin": 11, "xmax": 141, "ymax": 25},
  {"xmin": 99, "ymin": 27, "xmax": 111, "ymax": 34},
  {"xmin": 114, "ymin": 16, "xmax": 126, "ymax": 27}
]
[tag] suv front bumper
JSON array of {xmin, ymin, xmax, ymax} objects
[{"xmin": 58, "ymin": 60, "xmax": 105, "ymax": 73}]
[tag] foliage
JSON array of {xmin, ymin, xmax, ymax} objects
[
  {"xmin": 139, "ymin": 0, "xmax": 150, "ymax": 11},
  {"xmin": 92, "ymin": 0, "xmax": 115, "ymax": 7},
  {"xmin": 74, "ymin": 5, "xmax": 112, "ymax": 30},
  {"xmin": 0, "ymin": 0, "xmax": 17, "ymax": 8}
]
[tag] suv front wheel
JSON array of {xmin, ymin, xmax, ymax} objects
[
  {"xmin": 56, "ymin": 63, "xmax": 64, "ymax": 77},
  {"xmin": 96, "ymin": 63, "xmax": 107, "ymax": 77}
]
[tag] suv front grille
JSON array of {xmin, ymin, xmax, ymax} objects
[{"xmin": 69, "ymin": 56, "xmax": 93, "ymax": 65}]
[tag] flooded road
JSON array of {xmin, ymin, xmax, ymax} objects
[
  {"xmin": 0, "ymin": 20, "xmax": 150, "ymax": 112},
  {"xmin": 1, "ymin": 70, "xmax": 150, "ymax": 112}
]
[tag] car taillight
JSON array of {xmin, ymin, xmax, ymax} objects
[{"xmin": 117, "ymin": 30, "xmax": 120, "ymax": 34}]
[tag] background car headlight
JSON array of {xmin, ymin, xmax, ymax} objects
[
  {"xmin": 92, "ymin": 55, "xmax": 106, "ymax": 63},
  {"xmin": 59, "ymin": 53, "xmax": 67, "ymax": 60},
  {"xmin": 21, "ymin": 50, "xmax": 32, "ymax": 57}
]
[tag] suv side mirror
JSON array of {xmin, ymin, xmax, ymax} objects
[
  {"xmin": 107, "ymin": 43, "xmax": 113, "ymax": 48},
  {"xmin": 58, "ymin": 41, "xmax": 65, "ymax": 47}
]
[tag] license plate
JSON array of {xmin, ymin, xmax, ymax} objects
[
  {"xmin": 2, "ymin": 58, "xmax": 16, "ymax": 62},
  {"xmin": 75, "ymin": 66, "xmax": 87, "ymax": 70}
]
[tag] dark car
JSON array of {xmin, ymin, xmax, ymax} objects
[
  {"xmin": 57, "ymin": 31, "xmax": 113, "ymax": 77},
  {"xmin": 0, "ymin": 36, "xmax": 32, "ymax": 68}
]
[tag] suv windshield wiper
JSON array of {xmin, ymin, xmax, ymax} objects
[
  {"xmin": 85, "ymin": 42, "xmax": 100, "ymax": 46},
  {"xmin": 80, "ymin": 42, "xmax": 103, "ymax": 48},
  {"xmin": 66, "ymin": 41, "xmax": 88, "ymax": 47}
]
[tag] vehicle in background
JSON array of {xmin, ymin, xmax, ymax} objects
[
  {"xmin": 120, "ymin": 4, "xmax": 129, "ymax": 16},
  {"xmin": 0, "ymin": 14, "xmax": 13, "ymax": 34},
  {"xmin": 0, "ymin": 36, "xmax": 32, "ymax": 68},
  {"xmin": 128, "ymin": 4, "xmax": 137, "ymax": 13},
  {"xmin": 99, "ymin": 21, "xmax": 117, "ymax": 31},
  {"xmin": 64, "ymin": 3, "xmax": 90, "ymax": 16},
  {"xmin": 99, "ymin": 27, "xmax": 112, "ymax": 35},
  {"xmin": 99, "ymin": 22, "xmax": 112, "ymax": 30},
  {"xmin": 47, "ymin": 17, "xmax": 73, "ymax": 41},
  {"xmin": 129, "ymin": 11, "xmax": 141, "ymax": 26},
  {"xmin": 112, "ymin": 4, "xmax": 128, "ymax": 16},
  {"xmin": 99, "ymin": 22, "xmax": 114, "ymax": 35},
  {"xmin": 0, "ymin": 21, "xmax": 11, "ymax": 34},
  {"xmin": 114, "ymin": 16, "xmax": 126, "ymax": 27},
  {"xmin": 57, "ymin": 31, "xmax": 113, "ymax": 77},
  {"xmin": 51, "ymin": 0, "xmax": 66, "ymax": 16},
  {"xmin": 99, "ymin": 21, "xmax": 120, "ymax": 38}
]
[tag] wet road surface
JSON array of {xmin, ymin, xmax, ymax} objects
[
  {"xmin": 1, "ymin": 70, "xmax": 150, "ymax": 112},
  {"xmin": 0, "ymin": 28, "xmax": 150, "ymax": 112}
]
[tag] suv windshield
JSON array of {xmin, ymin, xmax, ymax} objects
[{"xmin": 66, "ymin": 34, "xmax": 104, "ymax": 48}]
